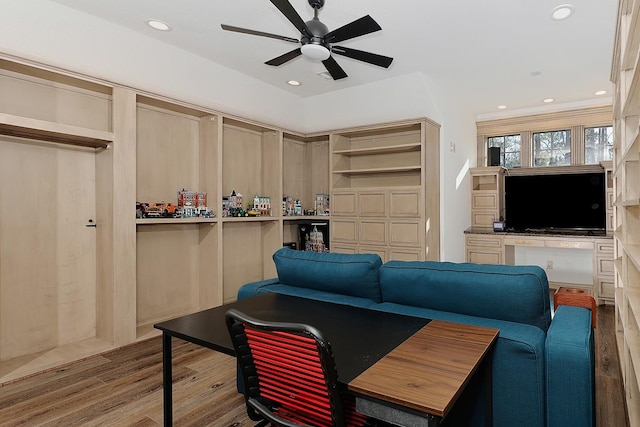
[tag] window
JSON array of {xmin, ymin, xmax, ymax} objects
[
  {"xmin": 487, "ymin": 134, "xmax": 521, "ymax": 168},
  {"xmin": 533, "ymin": 130, "xmax": 571, "ymax": 166},
  {"xmin": 584, "ymin": 126, "xmax": 613, "ymax": 164}
]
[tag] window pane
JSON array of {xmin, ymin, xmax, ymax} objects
[
  {"xmin": 533, "ymin": 130, "xmax": 571, "ymax": 166},
  {"xmin": 584, "ymin": 126, "xmax": 613, "ymax": 164},
  {"xmin": 487, "ymin": 134, "xmax": 521, "ymax": 167}
]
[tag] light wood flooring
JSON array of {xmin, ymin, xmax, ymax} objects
[{"xmin": 0, "ymin": 305, "xmax": 628, "ymax": 427}]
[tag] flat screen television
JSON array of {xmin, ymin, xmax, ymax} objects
[{"xmin": 504, "ymin": 171, "xmax": 606, "ymax": 234}]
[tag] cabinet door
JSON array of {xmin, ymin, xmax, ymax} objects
[
  {"xmin": 332, "ymin": 218, "xmax": 357, "ymax": 243},
  {"xmin": 1, "ymin": 140, "xmax": 97, "ymax": 360},
  {"xmin": 359, "ymin": 219, "xmax": 387, "ymax": 245},
  {"xmin": 389, "ymin": 220, "xmax": 422, "ymax": 247},
  {"xmin": 359, "ymin": 246, "xmax": 387, "ymax": 262},
  {"xmin": 358, "ymin": 191, "xmax": 387, "ymax": 217},
  {"xmin": 332, "ymin": 192, "xmax": 357, "ymax": 216},
  {"xmin": 472, "ymin": 193, "xmax": 498, "ymax": 210},
  {"xmin": 389, "ymin": 190, "xmax": 421, "ymax": 217}
]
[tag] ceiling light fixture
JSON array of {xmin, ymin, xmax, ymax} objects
[
  {"xmin": 287, "ymin": 80, "xmax": 301, "ymax": 86},
  {"xmin": 146, "ymin": 19, "xmax": 172, "ymax": 31},
  {"xmin": 301, "ymin": 44, "xmax": 330, "ymax": 61},
  {"xmin": 552, "ymin": 4, "xmax": 575, "ymax": 21},
  {"xmin": 595, "ymin": 90, "xmax": 607, "ymax": 96},
  {"xmin": 498, "ymin": 105, "xmax": 507, "ymax": 110},
  {"xmin": 543, "ymin": 98, "xmax": 555, "ymax": 103}
]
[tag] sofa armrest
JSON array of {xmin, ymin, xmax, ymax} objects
[
  {"xmin": 545, "ymin": 305, "xmax": 594, "ymax": 427},
  {"xmin": 237, "ymin": 278, "xmax": 280, "ymax": 300}
]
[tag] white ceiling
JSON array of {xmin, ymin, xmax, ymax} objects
[{"xmin": 49, "ymin": 0, "xmax": 617, "ymax": 117}]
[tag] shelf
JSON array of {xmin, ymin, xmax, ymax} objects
[
  {"xmin": 136, "ymin": 217, "xmax": 217, "ymax": 225},
  {"xmin": 222, "ymin": 216, "xmax": 279, "ymax": 223},
  {"xmin": 0, "ymin": 113, "xmax": 113, "ymax": 148},
  {"xmin": 283, "ymin": 216, "xmax": 330, "ymax": 221},
  {"xmin": 333, "ymin": 166, "xmax": 421, "ymax": 175},
  {"xmin": 332, "ymin": 143, "xmax": 421, "ymax": 156}
]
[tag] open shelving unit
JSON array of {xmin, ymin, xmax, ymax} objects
[
  {"xmin": 612, "ymin": 0, "xmax": 640, "ymax": 423},
  {"xmin": 329, "ymin": 120, "xmax": 440, "ymax": 262}
]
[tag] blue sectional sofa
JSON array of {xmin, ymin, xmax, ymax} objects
[{"xmin": 238, "ymin": 248, "xmax": 595, "ymax": 427}]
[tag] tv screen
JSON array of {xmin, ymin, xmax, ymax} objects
[{"xmin": 505, "ymin": 172, "xmax": 606, "ymax": 233}]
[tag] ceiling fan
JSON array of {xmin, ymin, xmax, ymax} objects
[{"xmin": 221, "ymin": 0, "xmax": 393, "ymax": 80}]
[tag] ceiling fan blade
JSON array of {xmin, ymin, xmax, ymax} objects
[
  {"xmin": 331, "ymin": 46, "xmax": 393, "ymax": 68},
  {"xmin": 266, "ymin": 48, "xmax": 302, "ymax": 66},
  {"xmin": 323, "ymin": 15, "xmax": 381, "ymax": 44},
  {"xmin": 270, "ymin": 0, "xmax": 312, "ymax": 38},
  {"xmin": 221, "ymin": 24, "xmax": 299, "ymax": 43},
  {"xmin": 322, "ymin": 56, "xmax": 348, "ymax": 80}
]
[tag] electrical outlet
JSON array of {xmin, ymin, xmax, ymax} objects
[{"xmin": 546, "ymin": 260, "xmax": 553, "ymax": 270}]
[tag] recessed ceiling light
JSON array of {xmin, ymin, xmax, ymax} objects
[
  {"xmin": 287, "ymin": 80, "xmax": 301, "ymax": 86},
  {"xmin": 146, "ymin": 19, "xmax": 171, "ymax": 31},
  {"xmin": 498, "ymin": 105, "xmax": 507, "ymax": 110},
  {"xmin": 543, "ymin": 98, "xmax": 555, "ymax": 103},
  {"xmin": 552, "ymin": 4, "xmax": 575, "ymax": 21},
  {"xmin": 595, "ymin": 90, "xmax": 607, "ymax": 96}
]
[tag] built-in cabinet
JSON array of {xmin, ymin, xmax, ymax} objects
[
  {"xmin": 330, "ymin": 121, "xmax": 440, "ymax": 261},
  {"xmin": 0, "ymin": 56, "xmax": 441, "ymax": 382},
  {"xmin": 466, "ymin": 165, "xmax": 615, "ymax": 304},
  {"xmin": 469, "ymin": 167, "xmax": 505, "ymax": 230},
  {"xmin": 611, "ymin": 1, "xmax": 640, "ymax": 423}
]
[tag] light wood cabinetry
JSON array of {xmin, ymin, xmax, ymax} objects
[
  {"xmin": 329, "ymin": 121, "xmax": 440, "ymax": 262},
  {"xmin": 0, "ymin": 56, "xmax": 443, "ymax": 383},
  {"xmin": 466, "ymin": 165, "xmax": 615, "ymax": 304},
  {"xmin": 470, "ymin": 167, "xmax": 505, "ymax": 229},
  {"xmin": 0, "ymin": 58, "xmax": 117, "ymax": 379},
  {"xmin": 612, "ymin": 1, "xmax": 640, "ymax": 422}
]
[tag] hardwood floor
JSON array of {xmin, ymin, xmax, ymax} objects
[{"xmin": 0, "ymin": 305, "xmax": 628, "ymax": 427}]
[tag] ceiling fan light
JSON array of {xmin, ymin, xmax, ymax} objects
[{"xmin": 301, "ymin": 44, "xmax": 330, "ymax": 61}]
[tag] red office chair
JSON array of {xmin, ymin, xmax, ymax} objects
[{"xmin": 225, "ymin": 309, "xmax": 372, "ymax": 427}]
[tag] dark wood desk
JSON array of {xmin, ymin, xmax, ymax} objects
[{"xmin": 154, "ymin": 293, "xmax": 498, "ymax": 426}]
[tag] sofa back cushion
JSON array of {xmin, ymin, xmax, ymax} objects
[
  {"xmin": 379, "ymin": 261, "xmax": 551, "ymax": 331},
  {"xmin": 272, "ymin": 248, "xmax": 383, "ymax": 302}
]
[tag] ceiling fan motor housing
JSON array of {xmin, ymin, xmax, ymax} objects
[{"xmin": 308, "ymin": 0, "xmax": 325, "ymax": 10}]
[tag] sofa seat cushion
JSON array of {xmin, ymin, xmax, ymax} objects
[
  {"xmin": 374, "ymin": 302, "xmax": 547, "ymax": 427},
  {"xmin": 273, "ymin": 247, "xmax": 383, "ymax": 302},
  {"xmin": 379, "ymin": 261, "xmax": 551, "ymax": 332}
]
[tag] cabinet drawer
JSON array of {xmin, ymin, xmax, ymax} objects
[
  {"xmin": 389, "ymin": 220, "xmax": 421, "ymax": 247},
  {"xmin": 390, "ymin": 190, "xmax": 421, "ymax": 217},
  {"xmin": 332, "ymin": 192, "xmax": 357, "ymax": 216},
  {"xmin": 545, "ymin": 239, "xmax": 594, "ymax": 250},
  {"xmin": 503, "ymin": 237, "xmax": 545, "ymax": 247},
  {"xmin": 466, "ymin": 248, "xmax": 502, "ymax": 264},
  {"xmin": 358, "ymin": 191, "xmax": 387, "ymax": 217},
  {"xmin": 466, "ymin": 235, "xmax": 503, "ymax": 248},
  {"xmin": 332, "ymin": 219, "xmax": 357, "ymax": 243},
  {"xmin": 359, "ymin": 220, "xmax": 387, "ymax": 245},
  {"xmin": 597, "ymin": 278, "xmax": 615, "ymax": 301},
  {"xmin": 389, "ymin": 248, "xmax": 422, "ymax": 261},
  {"xmin": 596, "ymin": 241, "xmax": 614, "ymax": 255},
  {"xmin": 471, "ymin": 211, "xmax": 498, "ymax": 228},
  {"xmin": 596, "ymin": 256, "xmax": 615, "ymax": 276},
  {"xmin": 472, "ymin": 193, "xmax": 498, "ymax": 210}
]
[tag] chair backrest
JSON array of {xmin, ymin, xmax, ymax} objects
[{"xmin": 225, "ymin": 309, "xmax": 368, "ymax": 427}]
